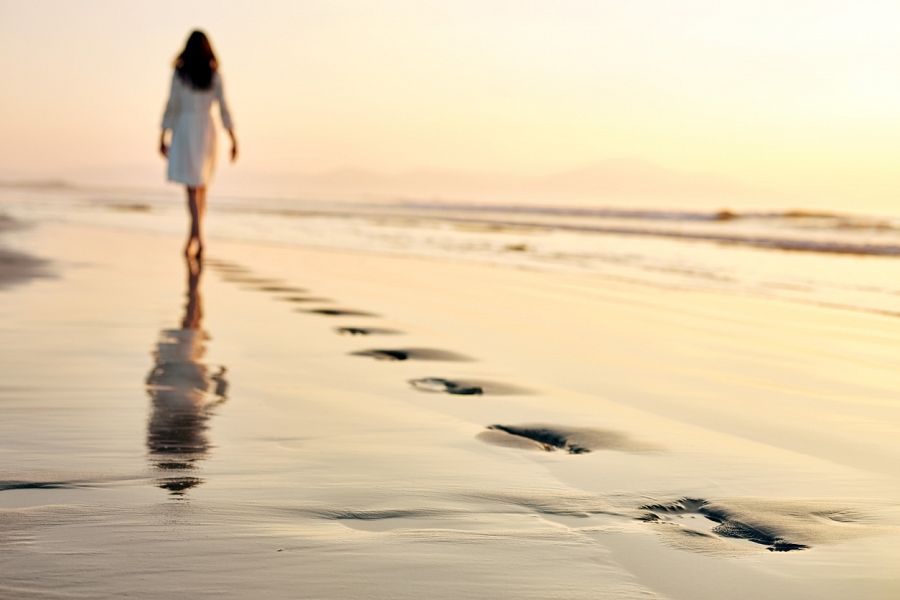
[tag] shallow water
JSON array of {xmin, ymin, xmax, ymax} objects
[{"xmin": 3, "ymin": 182, "xmax": 900, "ymax": 319}]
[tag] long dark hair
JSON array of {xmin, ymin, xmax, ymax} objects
[{"xmin": 174, "ymin": 30, "xmax": 217, "ymax": 91}]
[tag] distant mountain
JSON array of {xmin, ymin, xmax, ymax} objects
[
  {"xmin": 286, "ymin": 159, "xmax": 759, "ymax": 203},
  {"xmin": 534, "ymin": 159, "xmax": 756, "ymax": 199}
]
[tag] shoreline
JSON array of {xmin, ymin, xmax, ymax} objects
[{"xmin": 4, "ymin": 180, "xmax": 900, "ymax": 324}]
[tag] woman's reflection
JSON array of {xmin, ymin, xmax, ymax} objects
[{"xmin": 146, "ymin": 256, "xmax": 228, "ymax": 495}]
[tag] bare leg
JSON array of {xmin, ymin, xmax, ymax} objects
[
  {"xmin": 184, "ymin": 185, "xmax": 209, "ymax": 259},
  {"xmin": 184, "ymin": 186, "xmax": 198, "ymax": 257},
  {"xmin": 195, "ymin": 186, "xmax": 207, "ymax": 261}
]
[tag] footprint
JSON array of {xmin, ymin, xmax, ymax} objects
[
  {"xmin": 480, "ymin": 424, "xmax": 657, "ymax": 454},
  {"xmin": 351, "ymin": 348, "xmax": 472, "ymax": 362},
  {"xmin": 204, "ymin": 263, "xmax": 305, "ymax": 294},
  {"xmin": 639, "ymin": 498, "xmax": 811, "ymax": 552},
  {"xmin": 351, "ymin": 349, "xmax": 409, "ymax": 361},
  {"xmin": 483, "ymin": 424, "xmax": 592, "ymax": 454},
  {"xmin": 282, "ymin": 296, "xmax": 332, "ymax": 303},
  {"xmin": 209, "ymin": 266, "xmax": 250, "ymax": 275},
  {"xmin": 223, "ymin": 276, "xmax": 281, "ymax": 285},
  {"xmin": 408, "ymin": 377, "xmax": 483, "ymax": 395},
  {"xmin": 336, "ymin": 327, "xmax": 401, "ymax": 336},
  {"xmin": 205, "ymin": 259, "xmax": 246, "ymax": 271},
  {"xmin": 305, "ymin": 308, "xmax": 378, "ymax": 317},
  {"xmin": 409, "ymin": 378, "xmax": 530, "ymax": 396},
  {"xmin": 257, "ymin": 285, "xmax": 308, "ymax": 293}
]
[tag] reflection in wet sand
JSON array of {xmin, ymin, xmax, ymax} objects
[{"xmin": 145, "ymin": 257, "xmax": 228, "ymax": 496}]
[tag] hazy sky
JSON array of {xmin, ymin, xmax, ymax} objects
[{"xmin": 2, "ymin": 0, "xmax": 900, "ymax": 207}]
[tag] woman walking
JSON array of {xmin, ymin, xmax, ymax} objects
[{"xmin": 160, "ymin": 30, "xmax": 237, "ymax": 259}]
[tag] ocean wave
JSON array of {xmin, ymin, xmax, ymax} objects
[
  {"xmin": 514, "ymin": 221, "xmax": 900, "ymax": 257},
  {"xmin": 4, "ymin": 181, "xmax": 899, "ymax": 258},
  {"xmin": 224, "ymin": 204, "xmax": 900, "ymax": 258},
  {"xmin": 395, "ymin": 201, "xmax": 900, "ymax": 232}
]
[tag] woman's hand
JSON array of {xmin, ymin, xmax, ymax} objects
[
  {"xmin": 159, "ymin": 131, "xmax": 168, "ymax": 158},
  {"xmin": 228, "ymin": 128, "xmax": 238, "ymax": 162}
]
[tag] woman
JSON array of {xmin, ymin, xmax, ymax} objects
[{"xmin": 160, "ymin": 30, "xmax": 237, "ymax": 259}]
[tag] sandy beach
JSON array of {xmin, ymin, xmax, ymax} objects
[
  {"xmin": 1, "ymin": 216, "xmax": 898, "ymax": 599},
  {"xmin": 7, "ymin": 2, "xmax": 900, "ymax": 597}
]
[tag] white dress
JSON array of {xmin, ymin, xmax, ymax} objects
[{"xmin": 161, "ymin": 71, "xmax": 233, "ymax": 187}]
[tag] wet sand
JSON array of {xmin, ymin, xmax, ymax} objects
[
  {"xmin": 0, "ymin": 215, "xmax": 51, "ymax": 289},
  {"xmin": 1, "ymin": 221, "xmax": 898, "ymax": 599}
]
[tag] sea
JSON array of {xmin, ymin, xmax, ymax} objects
[{"xmin": 2, "ymin": 180, "xmax": 899, "ymax": 318}]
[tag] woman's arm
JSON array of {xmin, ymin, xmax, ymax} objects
[
  {"xmin": 215, "ymin": 73, "xmax": 237, "ymax": 162},
  {"xmin": 227, "ymin": 128, "xmax": 238, "ymax": 162},
  {"xmin": 159, "ymin": 129, "xmax": 169, "ymax": 158}
]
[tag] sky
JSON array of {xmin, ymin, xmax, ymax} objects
[{"xmin": 2, "ymin": 0, "xmax": 900, "ymax": 210}]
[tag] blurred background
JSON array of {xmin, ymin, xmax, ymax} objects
[{"xmin": 3, "ymin": 0, "xmax": 900, "ymax": 210}]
